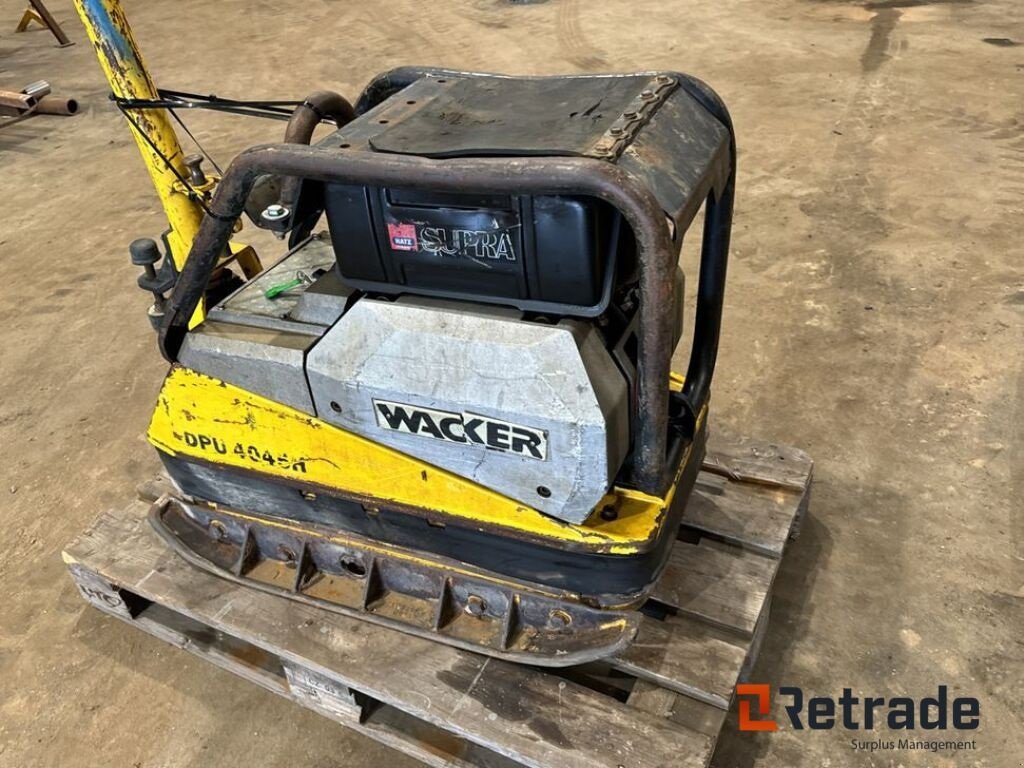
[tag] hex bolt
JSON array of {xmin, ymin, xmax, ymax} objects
[
  {"xmin": 600, "ymin": 504, "xmax": 618, "ymax": 521},
  {"xmin": 262, "ymin": 204, "xmax": 290, "ymax": 222}
]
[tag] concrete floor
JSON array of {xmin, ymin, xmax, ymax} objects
[{"xmin": 1, "ymin": 0, "xmax": 1022, "ymax": 766}]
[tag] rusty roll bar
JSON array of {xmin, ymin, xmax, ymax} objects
[
  {"xmin": 283, "ymin": 91, "xmax": 356, "ymax": 144},
  {"xmin": 349, "ymin": 66, "xmax": 737, "ymax": 428},
  {"xmin": 159, "ymin": 148, "xmax": 680, "ymax": 493},
  {"xmin": 277, "ymin": 91, "xmax": 356, "ymax": 216}
]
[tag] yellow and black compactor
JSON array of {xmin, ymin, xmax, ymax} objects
[{"xmin": 77, "ymin": 2, "xmax": 734, "ymax": 667}]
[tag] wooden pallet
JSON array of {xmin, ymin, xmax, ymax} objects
[{"xmin": 63, "ymin": 433, "xmax": 811, "ymax": 768}]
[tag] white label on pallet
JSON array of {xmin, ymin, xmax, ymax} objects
[
  {"xmin": 284, "ymin": 664, "xmax": 362, "ymax": 722},
  {"xmin": 69, "ymin": 564, "xmax": 133, "ymax": 619}
]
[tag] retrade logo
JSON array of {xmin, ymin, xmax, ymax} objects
[
  {"xmin": 736, "ymin": 684, "xmax": 979, "ymax": 733},
  {"xmin": 736, "ymin": 684, "xmax": 778, "ymax": 731}
]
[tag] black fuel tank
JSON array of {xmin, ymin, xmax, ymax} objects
[{"xmin": 323, "ymin": 184, "xmax": 618, "ymax": 313}]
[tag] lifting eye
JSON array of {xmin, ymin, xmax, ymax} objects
[
  {"xmin": 465, "ymin": 595, "xmax": 487, "ymax": 616},
  {"xmin": 549, "ymin": 609, "xmax": 572, "ymax": 628},
  {"xmin": 339, "ymin": 556, "xmax": 367, "ymax": 578}
]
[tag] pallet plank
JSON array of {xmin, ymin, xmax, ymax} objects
[
  {"xmin": 83, "ymin": 587, "xmax": 523, "ymax": 768},
  {"xmin": 670, "ymin": 696, "xmax": 728, "ymax": 739},
  {"xmin": 626, "ymin": 680, "xmax": 677, "ymax": 718},
  {"xmin": 360, "ymin": 706, "xmax": 526, "ymax": 768},
  {"xmin": 612, "ymin": 616, "xmax": 749, "ymax": 708},
  {"xmin": 682, "ymin": 473, "xmax": 804, "ymax": 558},
  {"xmin": 64, "ymin": 505, "xmax": 713, "ymax": 768},
  {"xmin": 703, "ymin": 433, "xmax": 813, "ymax": 492},
  {"xmin": 71, "ymin": 431, "xmax": 814, "ymax": 768},
  {"xmin": 649, "ymin": 543, "xmax": 776, "ymax": 637},
  {"xmin": 626, "ymin": 683, "xmax": 727, "ymax": 741}
]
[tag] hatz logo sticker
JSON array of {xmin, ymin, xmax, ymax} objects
[
  {"xmin": 387, "ymin": 222, "xmax": 418, "ymax": 251},
  {"xmin": 373, "ymin": 399, "xmax": 547, "ymax": 460}
]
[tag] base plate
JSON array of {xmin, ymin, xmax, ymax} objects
[{"xmin": 150, "ymin": 496, "xmax": 641, "ymax": 666}]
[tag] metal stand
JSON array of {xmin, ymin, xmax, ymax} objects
[{"xmin": 15, "ymin": 0, "xmax": 73, "ymax": 47}]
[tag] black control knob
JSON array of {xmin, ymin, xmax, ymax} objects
[
  {"xmin": 129, "ymin": 238, "xmax": 161, "ymax": 267},
  {"xmin": 183, "ymin": 153, "xmax": 208, "ymax": 186},
  {"xmin": 129, "ymin": 238, "xmax": 169, "ymax": 328}
]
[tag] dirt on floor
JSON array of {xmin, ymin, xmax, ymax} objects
[{"xmin": 1, "ymin": 0, "xmax": 1022, "ymax": 766}]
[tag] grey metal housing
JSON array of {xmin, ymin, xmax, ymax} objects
[{"xmin": 306, "ymin": 297, "xmax": 630, "ymax": 523}]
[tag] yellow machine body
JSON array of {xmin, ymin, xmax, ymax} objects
[{"xmin": 148, "ymin": 366, "xmax": 696, "ymax": 557}]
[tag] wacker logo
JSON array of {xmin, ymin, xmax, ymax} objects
[{"xmin": 373, "ymin": 399, "xmax": 547, "ymax": 460}]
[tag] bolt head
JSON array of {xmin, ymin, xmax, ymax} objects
[{"xmin": 262, "ymin": 204, "xmax": 290, "ymax": 221}]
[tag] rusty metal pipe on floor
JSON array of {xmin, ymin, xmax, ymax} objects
[
  {"xmin": 0, "ymin": 90, "xmax": 37, "ymax": 111},
  {"xmin": 35, "ymin": 95, "xmax": 79, "ymax": 115}
]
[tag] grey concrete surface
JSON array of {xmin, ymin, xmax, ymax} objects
[{"xmin": 0, "ymin": 0, "xmax": 1021, "ymax": 766}]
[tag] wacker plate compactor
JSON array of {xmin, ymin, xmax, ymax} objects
[{"xmin": 77, "ymin": 0, "xmax": 734, "ymax": 666}]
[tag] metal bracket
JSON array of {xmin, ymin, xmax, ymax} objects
[{"xmin": 589, "ymin": 74, "xmax": 677, "ymax": 160}]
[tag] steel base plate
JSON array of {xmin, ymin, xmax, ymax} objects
[{"xmin": 149, "ymin": 496, "xmax": 641, "ymax": 666}]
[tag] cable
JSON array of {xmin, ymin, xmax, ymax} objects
[
  {"xmin": 115, "ymin": 104, "xmax": 213, "ymax": 215},
  {"xmin": 168, "ymin": 108, "xmax": 223, "ymax": 175},
  {"xmin": 111, "ymin": 89, "xmax": 327, "ymax": 122},
  {"xmin": 111, "ymin": 88, "xmax": 334, "ymax": 213}
]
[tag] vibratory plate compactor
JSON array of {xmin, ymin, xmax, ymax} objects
[{"xmin": 77, "ymin": 3, "xmax": 734, "ymax": 668}]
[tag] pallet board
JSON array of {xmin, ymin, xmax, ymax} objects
[{"xmin": 64, "ymin": 433, "xmax": 811, "ymax": 768}]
